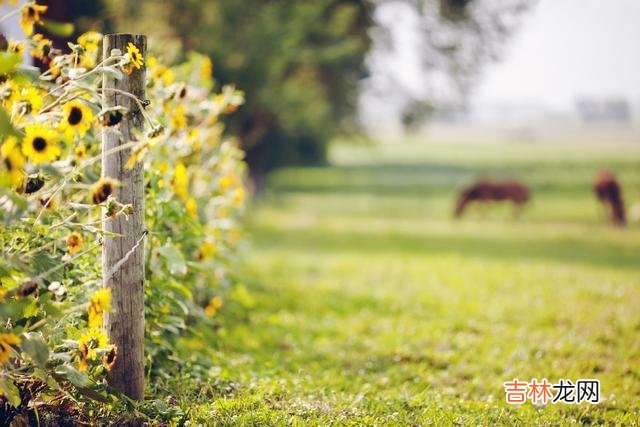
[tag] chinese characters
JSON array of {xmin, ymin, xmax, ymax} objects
[{"xmin": 503, "ymin": 379, "xmax": 600, "ymax": 404}]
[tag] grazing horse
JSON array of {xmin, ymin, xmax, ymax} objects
[
  {"xmin": 594, "ymin": 171, "xmax": 625, "ymax": 226},
  {"xmin": 454, "ymin": 180, "xmax": 531, "ymax": 218}
]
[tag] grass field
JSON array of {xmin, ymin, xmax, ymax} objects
[{"xmin": 180, "ymin": 139, "xmax": 640, "ymax": 425}]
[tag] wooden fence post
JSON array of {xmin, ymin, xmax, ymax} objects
[{"xmin": 101, "ymin": 33, "xmax": 146, "ymax": 400}]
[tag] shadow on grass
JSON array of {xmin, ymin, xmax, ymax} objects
[
  {"xmin": 266, "ymin": 161, "xmax": 640, "ymax": 195},
  {"xmin": 251, "ymin": 224, "xmax": 639, "ymax": 271}
]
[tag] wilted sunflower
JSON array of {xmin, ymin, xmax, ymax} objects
[
  {"xmin": 77, "ymin": 342, "xmax": 89, "ymax": 372},
  {"xmin": 20, "ymin": 3, "xmax": 48, "ymax": 36},
  {"xmin": 17, "ymin": 281, "xmax": 38, "ymax": 298},
  {"xmin": 88, "ymin": 288, "xmax": 111, "ymax": 328},
  {"xmin": 67, "ymin": 232, "xmax": 83, "ymax": 255},
  {"xmin": 91, "ymin": 177, "xmax": 117, "ymax": 204},
  {"xmin": 22, "ymin": 123, "xmax": 60, "ymax": 164},
  {"xmin": 100, "ymin": 110, "xmax": 123, "ymax": 127},
  {"xmin": 0, "ymin": 333, "xmax": 21, "ymax": 366},
  {"xmin": 59, "ymin": 100, "xmax": 94, "ymax": 138},
  {"xmin": 123, "ymin": 42, "xmax": 144, "ymax": 74},
  {"xmin": 24, "ymin": 174, "xmax": 45, "ymax": 194},
  {"xmin": 1, "ymin": 136, "xmax": 26, "ymax": 189},
  {"xmin": 102, "ymin": 345, "xmax": 117, "ymax": 371},
  {"xmin": 39, "ymin": 195, "xmax": 56, "ymax": 210}
]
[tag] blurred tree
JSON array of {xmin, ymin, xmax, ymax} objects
[
  {"xmin": 364, "ymin": 0, "xmax": 531, "ymax": 132},
  {"xmin": 105, "ymin": 0, "xmax": 371, "ymax": 186},
  {"xmin": 37, "ymin": 0, "xmax": 530, "ymax": 182},
  {"xmin": 35, "ymin": 0, "xmax": 111, "ymax": 48}
]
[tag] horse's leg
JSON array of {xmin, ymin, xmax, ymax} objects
[
  {"xmin": 480, "ymin": 200, "xmax": 490, "ymax": 219},
  {"xmin": 512, "ymin": 201, "xmax": 524, "ymax": 220}
]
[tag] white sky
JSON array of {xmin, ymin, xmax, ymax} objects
[{"xmin": 471, "ymin": 0, "xmax": 640, "ymax": 112}]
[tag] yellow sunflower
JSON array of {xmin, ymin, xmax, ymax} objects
[
  {"xmin": 233, "ymin": 187, "xmax": 246, "ymax": 207},
  {"xmin": 91, "ymin": 177, "xmax": 118, "ymax": 204},
  {"xmin": 78, "ymin": 328, "xmax": 109, "ymax": 353},
  {"xmin": 0, "ymin": 333, "xmax": 21, "ymax": 366},
  {"xmin": 88, "ymin": 288, "xmax": 111, "ymax": 328},
  {"xmin": 0, "ymin": 80, "xmax": 18, "ymax": 109},
  {"xmin": 74, "ymin": 145, "xmax": 87, "ymax": 161},
  {"xmin": 201, "ymin": 57, "xmax": 213, "ymax": 79},
  {"xmin": 22, "ymin": 123, "xmax": 61, "ymax": 164},
  {"xmin": 8, "ymin": 39, "xmax": 24, "ymax": 55},
  {"xmin": 77, "ymin": 327, "xmax": 109, "ymax": 370},
  {"xmin": 67, "ymin": 232, "xmax": 83, "ymax": 255},
  {"xmin": 30, "ymin": 33, "xmax": 52, "ymax": 60},
  {"xmin": 12, "ymin": 86, "xmax": 44, "ymax": 116},
  {"xmin": 20, "ymin": 3, "xmax": 48, "ymax": 36},
  {"xmin": 171, "ymin": 162, "xmax": 189, "ymax": 201},
  {"xmin": 170, "ymin": 105, "xmax": 187, "ymax": 130},
  {"xmin": 77, "ymin": 31, "xmax": 102, "ymax": 54},
  {"xmin": 186, "ymin": 197, "xmax": 197, "ymax": 218},
  {"xmin": 123, "ymin": 42, "xmax": 144, "ymax": 74},
  {"xmin": 1, "ymin": 136, "xmax": 26, "ymax": 190},
  {"xmin": 198, "ymin": 240, "xmax": 216, "ymax": 260},
  {"xmin": 218, "ymin": 174, "xmax": 233, "ymax": 192},
  {"xmin": 150, "ymin": 58, "xmax": 175, "ymax": 86},
  {"xmin": 205, "ymin": 296, "xmax": 223, "ymax": 317},
  {"xmin": 59, "ymin": 100, "xmax": 94, "ymax": 138}
]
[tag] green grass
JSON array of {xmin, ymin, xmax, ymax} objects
[{"xmin": 179, "ymin": 139, "xmax": 640, "ymax": 425}]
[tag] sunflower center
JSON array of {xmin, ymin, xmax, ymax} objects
[
  {"xmin": 33, "ymin": 137, "xmax": 47, "ymax": 152},
  {"xmin": 4, "ymin": 158, "xmax": 12, "ymax": 171},
  {"xmin": 67, "ymin": 106, "xmax": 83, "ymax": 125},
  {"xmin": 101, "ymin": 183, "xmax": 112, "ymax": 197},
  {"xmin": 27, "ymin": 6, "xmax": 35, "ymax": 17}
]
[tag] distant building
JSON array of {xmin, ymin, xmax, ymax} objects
[{"xmin": 575, "ymin": 98, "xmax": 632, "ymax": 123}]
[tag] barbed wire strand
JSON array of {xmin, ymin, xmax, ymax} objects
[{"xmin": 103, "ymin": 230, "xmax": 148, "ymax": 280}]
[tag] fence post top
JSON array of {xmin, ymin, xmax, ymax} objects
[{"xmin": 104, "ymin": 33, "xmax": 146, "ymax": 38}]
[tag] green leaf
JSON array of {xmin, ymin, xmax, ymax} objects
[
  {"xmin": 16, "ymin": 65, "xmax": 41, "ymax": 82},
  {"xmin": 0, "ymin": 378, "xmax": 21, "ymax": 407},
  {"xmin": 21, "ymin": 332, "xmax": 49, "ymax": 368},
  {"xmin": 54, "ymin": 364, "xmax": 89, "ymax": 388},
  {"xmin": 0, "ymin": 108, "xmax": 19, "ymax": 139},
  {"xmin": 0, "ymin": 51, "xmax": 21, "ymax": 74},
  {"xmin": 157, "ymin": 244, "xmax": 187, "ymax": 277},
  {"xmin": 97, "ymin": 66, "xmax": 124, "ymax": 81},
  {"xmin": 75, "ymin": 384, "xmax": 112, "ymax": 403},
  {"xmin": 31, "ymin": 250, "xmax": 61, "ymax": 280},
  {"xmin": 41, "ymin": 20, "xmax": 74, "ymax": 37}
]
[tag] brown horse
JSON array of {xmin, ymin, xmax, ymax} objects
[
  {"xmin": 594, "ymin": 171, "xmax": 625, "ymax": 226},
  {"xmin": 454, "ymin": 180, "xmax": 531, "ymax": 218}
]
